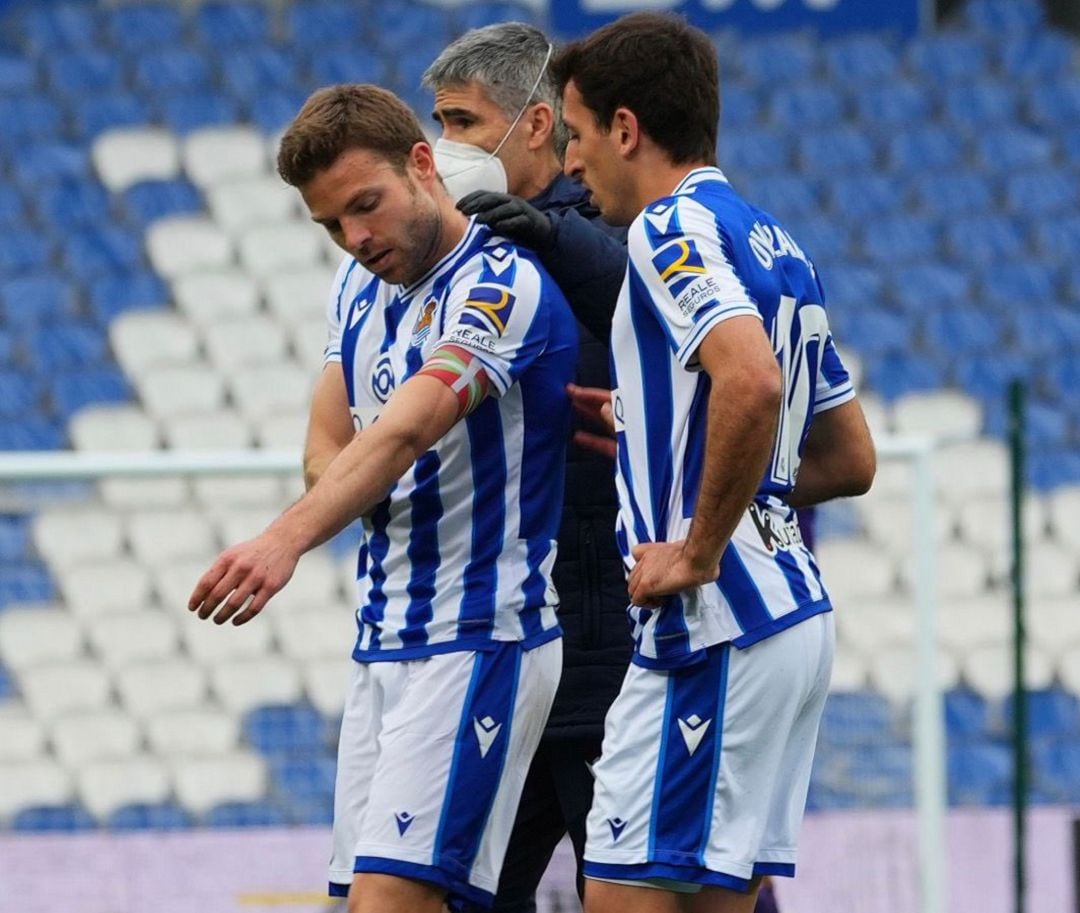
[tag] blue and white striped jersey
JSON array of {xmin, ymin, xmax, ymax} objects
[
  {"xmin": 613, "ymin": 167, "xmax": 854, "ymax": 669},
  {"xmin": 324, "ymin": 218, "xmax": 578, "ymax": 662}
]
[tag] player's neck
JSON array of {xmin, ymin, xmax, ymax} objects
[
  {"xmin": 634, "ymin": 158, "xmax": 713, "ymax": 212},
  {"xmin": 406, "ymin": 203, "xmax": 470, "ymax": 287}
]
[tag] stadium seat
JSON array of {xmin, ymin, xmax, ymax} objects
[
  {"xmin": 981, "ymin": 261, "xmax": 1059, "ymax": 309},
  {"xmin": 286, "ymin": 0, "xmax": 365, "ymax": 47},
  {"xmin": 272, "ymin": 606, "xmax": 358, "ymax": 662},
  {"xmin": 0, "ymin": 370, "xmax": 43, "ymax": 418},
  {"xmin": 1027, "ymin": 78, "xmax": 1080, "ymax": 128},
  {"xmin": 57, "ymin": 558, "xmax": 154, "ymax": 619},
  {"xmin": 817, "ymin": 691, "xmax": 895, "ymax": 749},
  {"xmin": 63, "ymin": 226, "xmax": 145, "ymax": 284},
  {"xmin": 948, "ymin": 741, "xmax": 1011, "ymax": 805},
  {"xmin": 243, "ymin": 703, "xmax": 328, "ymax": 757},
  {"xmin": 0, "ymin": 233, "xmax": 54, "ymax": 277},
  {"xmin": 256, "ymin": 410, "xmax": 310, "ymax": 449},
  {"xmin": 0, "ymin": 607, "xmax": 83, "ymax": 670},
  {"xmin": 182, "ymin": 612, "xmax": 275, "ymax": 664},
  {"xmin": 937, "ymin": 595, "xmax": 1011, "ymax": 658},
  {"xmin": 1012, "ymin": 305, "xmax": 1080, "ymax": 356},
  {"xmin": 933, "ymin": 440, "xmax": 1009, "ymax": 502},
  {"xmin": 0, "ymin": 517, "xmax": 30, "ymax": 562},
  {"xmin": 136, "ymin": 363, "xmax": 228, "ymax": 418},
  {"xmin": 924, "ymin": 307, "xmax": 1005, "ymax": 354},
  {"xmin": 182, "ymin": 126, "xmax": 268, "ymax": 188},
  {"xmin": 798, "ymin": 127, "xmax": 877, "ymax": 175},
  {"xmin": 115, "ymin": 659, "xmax": 209, "ymax": 720},
  {"xmin": 126, "ymin": 508, "xmax": 218, "ymax": 568},
  {"xmin": 713, "ymin": 84, "xmax": 759, "ymax": 131},
  {"xmin": 0, "ymin": 52, "xmax": 36, "ymax": 95},
  {"xmin": 262, "ymin": 265, "xmax": 338, "ymax": 329},
  {"xmin": 0, "ymin": 760, "xmax": 73, "ymax": 821},
  {"xmin": 194, "ymin": 474, "xmax": 287, "ymax": 511},
  {"xmin": 769, "ymin": 83, "xmax": 845, "ymax": 130},
  {"xmin": 86, "ymin": 271, "xmax": 169, "ymax": 324},
  {"xmin": 306, "ymin": 45, "xmax": 390, "ymax": 87},
  {"xmin": 194, "ymin": 1, "xmax": 270, "ymax": 48},
  {"xmin": 0, "ymin": 95, "xmax": 63, "ymax": 142},
  {"xmin": 108, "ymin": 3, "xmax": 184, "ymax": 51},
  {"xmin": 0, "ymin": 419, "xmax": 64, "ymax": 452},
  {"xmin": 93, "ymin": 128, "xmax": 181, "ymax": 193},
  {"xmin": 45, "ymin": 49, "xmax": 123, "ymax": 96},
  {"xmin": 171, "ymin": 752, "xmax": 269, "ymax": 817},
  {"xmin": 828, "ymin": 175, "xmax": 905, "ymax": 222},
  {"xmin": 28, "ymin": 323, "xmax": 108, "ymax": 373},
  {"xmin": 228, "ymin": 364, "xmax": 314, "ymax": 421},
  {"xmin": 860, "ymin": 215, "xmax": 938, "ymax": 265},
  {"xmin": 69, "ymin": 404, "xmax": 159, "ymax": 451},
  {"xmin": 852, "ymin": 80, "xmax": 933, "ymax": 128},
  {"xmin": 0, "ymin": 705, "xmax": 47, "ymax": 763},
  {"xmin": 146, "ymin": 216, "xmax": 234, "ymax": 278},
  {"xmin": 1033, "ymin": 739, "xmax": 1080, "ymax": 803},
  {"xmin": 954, "ymin": 494, "xmax": 1048, "ymax": 556},
  {"xmin": 32, "ymin": 507, "xmax": 124, "ymax": 569},
  {"xmin": 172, "ymin": 269, "xmax": 261, "ymax": 325},
  {"xmin": 12, "ymin": 804, "xmax": 97, "ymax": 832},
  {"xmin": 828, "ymin": 646, "xmax": 869, "ymax": 692},
  {"xmin": 160, "ymin": 92, "xmax": 241, "ymax": 136},
  {"xmin": 205, "ymin": 799, "xmax": 288, "ymax": 828},
  {"xmin": 1004, "ymin": 687, "xmax": 1080, "ymax": 740},
  {"xmin": 269, "ymin": 754, "xmax": 336, "ymax": 823},
  {"xmin": 12, "ymin": 142, "xmax": 90, "ymax": 185},
  {"xmin": 911, "ymin": 173, "xmax": 995, "ymax": 218},
  {"xmin": 50, "ymin": 711, "xmax": 141, "ymax": 768},
  {"xmin": 237, "ymin": 221, "xmax": 323, "ymax": 278},
  {"xmin": 963, "ymin": 642, "xmax": 1055, "ymax": 700},
  {"xmin": 888, "ymin": 126, "xmax": 966, "ymax": 172},
  {"xmin": 719, "ymin": 127, "xmax": 793, "ymax": 176},
  {"xmin": 146, "ymin": 708, "xmax": 240, "ymax": 758},
  {"xmin": 1001, "ymin": 31, "xmax": 1075, "ymax": 82},
  {"xmin": 250, "ymin": 90, "xmax": 311, "ymax": 134},
  {"xmin": 134, "ymin": 48, "xmax": 212, "ymax": 96},
  {"xmin": 77, "ymin": 757, "xmax": 172, "ymax": 822},
  {"xmin": 891, "ymin": 390, "xmax": 982, "ymax": 440},
  {"xmin": 49, "ymin": 367, "xmax": 133, "ymax": 421},
  {"xmin": 202, "ymin": 316, "xmax": 290, "ymax": 372},
  {"xmin": 163, "ymin": 411, "xmax": 255, "ymax": 451},
  {"xmin": 17, "ymin": 661, "xmax": 111, "ymax": 721},
  {"xmin": 108, "ymin": 802, "xmax": 193, "ymax": 830},
  {"xmin": 945, "ymin": 216, "xmax": 1026, "ymax": 268},
  {"xmin": 121, "ymin": 179, "xmax": 204, "ymax": 226},
  {"xmin": 738, "ymin": 175, "xmax": 821, "ymax": 222},
  {"xmin": 211, "ymin": 656, "xmax": 305, "ymax": 716},
  {"xmin": 834, "ymin": 598, "xmax": 915, "ymax": 656},
  {"xmin": 735, "ymin": 32, "xmax": 818, "ymax": 83},
  {"xmin": 942, "ymin": 81, "xmax": 1020, "ymax": 129},
  {"xmin": 301, "ymin": 656, "xmax": 350, "ymax": 717},
  {"xmin": 962, "ymin": 0, "xmax": 1045, "ymax": 33},
  {"xmin": 1048, "ymin": 485, "xmax": 1080, "ymax": 549},
  {"xmin": 33, "ymin": 179, "xmax": 111, "ymax": 228},
  {"xmin": 864, "ymin": 353, "xmax": 946, "ymax": 400},
  {"xmin": 824, "ymin": 34, "xmax": 899, "ymax": 85},
  {"xmin": 944, "ymin": 688, "xmax": 991, "ymax": 740},
  {"xmin": 904, "ymin": 542, "xmax": 990, "ymax": 600},
  {"xmin": 976, "ymin": 128, "xmax": 1055, "ymax": 173},
  {"xmin": 906, "ymin": 33, "xmax": 991, "ymax": 82},
  {"xmin": 110, "ymin": 311, "xmax": 200, "ymax": 379},
  {"xmin": 85, "ymin": 611, "xmax": 181, "ymax": 670},
  {"xmin": 0, "ymin": 185, "xmax": 25, "ymax": 229},
  {"xmin": 814, "ymin": 539, "xmax": 896, "ymax": 602},
  {"xmin": 888, "ymin": 264, "xmax": 972, "ymax": 314}
]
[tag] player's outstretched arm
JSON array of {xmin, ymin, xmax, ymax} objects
[
  {"xmin": 787, "ymin": 398, "xmax": 876, "ymax": 508},
  {"xmin": 303, "ymin": 364, "xmax": 354, "ymax": 491},
  {"xmin": 188, "ymin": 364, "xmax": 474, "ymax": 626},
  {"xmin": 628, "ymin": 316, "xmax": 780, "ymax": 607}
]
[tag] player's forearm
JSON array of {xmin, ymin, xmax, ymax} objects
[
  {"xmin": 682, "ymin": 370, "xmax": 780, "ymax": 570},
  {"xmin": 787, "ymin": 444, "xmax": 875, "ymax": 507},
  {"xmin": 302, "ymin": 441, "xmax": 346, "ymax": 491}
]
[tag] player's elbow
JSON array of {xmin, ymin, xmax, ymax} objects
[{"xmin": 842, "ymin": 440, "xmax": 877, "ymax": 496}]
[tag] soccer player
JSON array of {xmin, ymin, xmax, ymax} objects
[
  {"xmin": 551, "ymin": 14, "xmax": 877, "ymax": 913},
  {"xmin": 187, "ymin": 84, "xmax": 578, "ymax": 913},
  {"xmin": 422, "ymin": 23, "xmax": 632, "ymax": 912}
]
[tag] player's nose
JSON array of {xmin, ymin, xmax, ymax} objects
[{"xmin": 341, "ymin": 216, "xmax": 373, "ymax": 254}]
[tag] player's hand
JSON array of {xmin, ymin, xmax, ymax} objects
[
  {"xmin": 188, "ymin": 530, "xmax": 299, "ymax": 626},
  {"xmin": 567, "ymin": 383, "xmax": 616, "ymax": 459},
  {"xmin": 628, "ymin": 540, "xmax": 719, "ymax": 608},
  {"xmin": 457, "ymin": 191, "xmax": 555, "ymax": 251}
]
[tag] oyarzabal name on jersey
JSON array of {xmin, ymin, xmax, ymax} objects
[
  {"xmin": 674, "ymin": 275, "xmax": 722, "ymax": 316},
  {"xmin": 748, "ymin": 220, "xmax": 814, "ymax": 275}
]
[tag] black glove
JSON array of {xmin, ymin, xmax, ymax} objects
[{"xmin": 457, "ymin": 191, "xmax": 555, "ymax": 251}]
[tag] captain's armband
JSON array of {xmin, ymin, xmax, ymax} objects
[{"xmin": 416, "ymin": 344, "xmax": 493, "ymax": 419}]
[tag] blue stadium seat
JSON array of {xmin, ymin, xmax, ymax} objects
[
  {"xmin": 455, "ymin": 1, "xmax": 539, "ymax": 30},
  {"xmin": 945, "ymin": 216, "xmax": 1025, "ymax": 267},
  {"xmin": 29, "ymin": 324, "xmax": 108, "ymax": 373},
  {"xmin": 798, "ymin": 127, "xmax": 877, "ymax": 175},
  {"xmin": 0, "ymin": 95, "xmax": 63, "ymax": 143},
  {"xmin": 942, "ymin": 81, "xmax": 1019, "ymax": 129},
  {"xmin": 769, "ymin": 83, "xmax": 845, "ymax": 130},
  {"xmin": 307, "ymin": 48, "xmax": 389, "ymax": 88},
  {"xmin": 11, "ymin": 142, "xmax": 89, "ymax": 185},
  {"xmin": 1027, "ymin": 449, "xmax": 1080, "ymax": 490},
  {"xmin": 49, "ymin": 366, "xmax": 133, "ymax": 420},
  {"xmin": 12, "ymin": 805, "xmax": 96, "ymax": 832},
  {"xmin": 373, "ymin": 1, "xmax": 453, "ymax": 53},
  {"xmin": 63, "ymin": 226, "xmax": 143, "ymax": 283},
  {"xmin": 955, "ymin": 354, "xmax": 1035, "ymax": 402},
  {"xmin": 911, "ymin": 172, "xmax": 995, "ymax": 217},
  {"xmin": 1061, "ymin": 127, "xmax": 1080, "ymax": 167},
  {"xmin": 0, "ymin": 232, "xmax": 53, "ymax": 276},
  {"xmin": 134, "ymin": 48, "xmax": 212, "ymax": 95},
  {"xmin": 719, "ymin": 127, "xmax": 793, "ymax": 176},
  {"xmin": 122, "ymin": 180, "xmax": 204, "ymax": 227},
  {"xmin": 1005, "ymin": 169, "xmax": 1079, "ymax": 218},
  {"xmin": 0, "ymin": 329, "xmax": 14, "ymax": 365},
  {"xmin": 72, "ymin": 91, "xmax": 151, "ymax": 138},
  {"xmin": 0, "ymin": 371, "xmax": 43, "ymax": 418},
  {"xmin": 1027, "ymin": 78, "xmax": 1080, "ymax": 128},
  {"xmin": 1004, "ymin": 688, "xmax": 1080, "ymax": 739},
  {"xmin": 0, "ymin": 276, "xmax": 75, "ymax": 325},
  {"xmin": 824, "ymin": 34, "xmax": 900, "ymax": 85},
  {"xmin": 828, "ymin": 174, "xmax": 905, "ymax": 221},
  {"xmin": 0, "ymin": 561, "xmax": 58, "ymax": 603},
  {"xmin": 1032, "ymin": 740, "xmax": 1080, "ymax": 803},
  {"xmin": 160, "ymin": 92, "xmax": 240, "ymax": 135},
  {"xmin": 45, "ymin": 49, "xmax": 123, "ymax": 96},
  {"xmin": 999, "ymin": 33, "xmax": 1075, "ymax": 82},
  {"xmin": 852, "ymin": 81, "xmax": 933, "ymax": 128},
  {"xmin": 0, "ymin": 419, "xmax": 64, "ymax": 451},
  {"xmin": 907, "ymin": 33, "xmax": 991, "ymax": 82},
  {"xmin": 846, "ymin": 743, "xmax": 915, "ymax": 807},
  {"xmin": 719, "ymin": 84, "xmax": 760, "ymax": 131},
  {"xmin": 108, "ymin": 3, "xmax": 185, "ymax": 52},
  {"xmin": 219, "ymin": 48, "xmax": 299, "ymax": 105},
  {"xmin": 392, "ymin": 37, "xmax": 450, "ymax": 99},
  {"xmin": 205, "ymin": 800, "xmax": 289, "ymax": 828},
  {"xmin": 270, "ymin": 756, "xmax": 336, "ymax": 823},
  {"xmin": 737, "ymin": 32, "xmax": 818, "ymax": 83},
  {"xmin": 944, "ymin": 689, "xmax": 991, "ymax": 740},
  {"xmin": 947, "ymin": 741, "xmax": 1012, "ymax": 806},
  {"xmin": 888, "ymin": 126, "xmax": 966, "ymax": 172},
  {"xmin": 821, "ymin": 264, "xmax": 883, "ymax": 311},
  {"xmin": 1008, "ymin": 307, "xmax": 1080, "ymax": 357},
  {"xmin": 817, "ymin": 691, "xmax": 895, "ymax": 748},
  {"xmin": 35, "ymin": 179, "xmax": 111, "ymax": 226},
  {"xmin": 0, "ymin": 52, "xmax": 36, "ymax": 94},
  {"xmin": 287, "ymin": 1, "xmax": 365, "ymax": 48},
  {"xmin": 739, "ymin": 175, "xmax": 822, "ymax": 222},
  {"xmin": 782, "ymin": 216, "xmax": 852, "ymax": 265},
  {"xmin": 888, "ymin": 264, "xmax": 972, "ymax": 313},
  {"xmin": 20, "ymin": 3, "xmax": 103, "ymax": 52},
  {"xmin": 250, "ymin": 89, "xmax": 311, "ymax": 134},
  {"xmin": 975, "ymin": 127, "xmax": 1054, "ymax": 172},
  {"xmin": 0, "ymin": 517, "xmax": 29, "ymax": 562},
  {"xmin": 194, "ymin": 2, "xmax": 270, "ymax": 47},
  {"xmin": 108, "ymin": 802, "xmax": 194, "ymax": 831},
  {"xmin": 981, "ymin": 262, "xmax": 1059, "ymax": 310},
  {"xmin": 864, "ymin": 353, "xmax": 946, "ymax": 400},
  {"xmin": 243, "ymin": 704, "xmax": 328, "ymax": 756},
  {"xmin": 1033, "ymin": 215, "xmax": 1080, "ymax": 262},
  {"xmin": 287, "ymin": 797, "xmax": 334, "ymax": 826},
  {"xmin": 924, "ymin": 308, "xmax": 1004, "ymax": 353},
  {"xmin": 87, "ymin": 272, "xmax": 169, "ymax": 324},
  {"xmin": 0, "ymin": 185, "xmax": 25, "ymax": 228},
  {"xmin": 962, "ymin": 0, "xmax": 1045, "ymax": 33},
  {"xmin": 860, "ymin": 215, "xmax": 938, "ymax": 264}
]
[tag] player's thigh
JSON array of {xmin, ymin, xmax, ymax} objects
[{"xmin": 585, "ymin": 877, "xmax": 683, "ymax": 913}]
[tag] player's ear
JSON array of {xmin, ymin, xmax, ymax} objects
[
  {"xmin": 409, "ymin": 141, "xmax": 438, "ymax": 181},
  {"xmin": 612, "ymin": 107, "xmax": 640, "ymax": 158},
  {"xmin": 525, "ymin": 103, "xmax": 555, "ymax": 151}
]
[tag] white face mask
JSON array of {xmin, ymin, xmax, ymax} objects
[{"xmin": 433, "ymin": 43, "xmax": 554, "ymax": 203}]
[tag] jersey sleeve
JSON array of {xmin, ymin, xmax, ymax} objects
[
  {"xmin": 628, "ymin": 195, "xmax": 761, "ymax": 371},
  {"xmin": 437, "ymin": 246, "xmax": 548, "ymax": 397},
  {"xmin": 323, "ymin": 254, "xmax": 358, "ymax": 366},
  {"xmin": 814, "ymin": 335, "xmax": 856, "ymax": 414}
]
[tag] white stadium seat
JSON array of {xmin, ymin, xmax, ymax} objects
[
  {"xmin": 145, "ymin": 708, "xmax": 240, "ymax": 758},
  {"xmin": 84, "ymin": 611, "xmax": 181, "ymax": 669},
  {"xmin": 125, "ymin": 508, "xmax": 217, "ymax": 566},
  {"xmin": 237, "ymin": 222, "xmax": 323, "ymax": 278},
  {"xmin": 255, "ymin": 410, "xmax": 309, "ymax": 449},
  {"xmin": 206, "ymin": 175, "xmax": 300, "ymax": 234},
  {"xmin": 172, "ymin": 270, "xmax": 261, "ymax": 326},
  {"xmin": 202, "ymin": 315, "xmax": 289, "ymax": 371},
  {"xmin": 137, "ymin": 363, "xmax": 228, "ymax": 418},
  {"xmin": 1027, "ymin": 597, "xmax": 1080, "ymax": 659},
  {"xmin": 191, "ymin": 474, "xmax": 287, "ymax": 509},
  {"xmin": 290, "ymin": 320, "xmax": 333, "ymax": 373},
  {"xmin": 181, "ymin": 613, "xmax": 275, "ymax": 664},
  {"xmin": 857, "ymin": 392, "xmax": 889, "ymax": 439},
  {"xmin": 302, "ymin": 656, "xmax": 351, "ymax": 718},
  {"xmin": 1024, "ymin": 541, "xmax": 1080, "ymax": 600},
  {"xmin": 0, "ymin": 607, "xmax": 84, "ymax": 669},
  {"xmin": 868, "ymin": 642, "xmax": 961, "ymax": 703},
  {"xmin": 170, "ymin": 752, "xmax": 267, "ymax": 816},
  {"xmin": 153, "ymin": 558, "xmax": 223, "ymax": 615},
  {"xmin": 50, "ymin": 710, "xmax": 141, "ymax": 767},
  {"xmin": 18, "ymin": 661, "xmax": 112, "ymax": 720},
  {"xmin": 0, "ymin": 761, "xmax": 73, "ymax": 821},
  {"xmin": 933, "ymin": 440, "xmax": 1009, "ymax": 503},
  {"xmin": 209, "ymin": 656, "xmax": 303, "ymax": 715},
  {"xmin": 109, "ymin": 311, "xmax": 200, "ymax": 378},
  {"xmin": 267, "ymin": 550, "xmax": 342, "ymax": 613},
  {"xmin": 163, "ymin": 410, "xmax": 254, "ymax": 451},
  {"xmin": 962, "ymin": 642, "xmax": 1055, "ymax": 700},
  {"xmin": 77, "ymin": 756, "xmax": 171, "ymax": 821},
  {"xmin": 854, "ymin": 490, "xmax": 951, "ymax": 557},
  {"xmin": 115, "ymin": 659, "xmax": 209, "ymax": 719},
  {"xmin": 834, "ymin": 598, "xmax": 915, "ymax": 655},
  {"xmin": 890, "ymin": 390, "xmax": 983, "ymax": 440},
  {"xmin": 273, "ymin": 605, "xmax": 358, "ymax": 661},
  {"xmin": 100, "ymin": 477, "xmax": 190, "ymax": 510},
  {"xmin": 0, "ymin": 705, "xmax": 47, "ymax": 762},
  {"xmin": 1048, "ymin": 484, "xmax": 1080, "ymax": 549},
  {"xmin": 814, "ymin": 539, "xmax": 897, "ymax": 603},
  {"xmin": 228, "ymin": 363, "xmax": 313, "ymax": 420},
  {"xmin": 936, "ymin": 594, "xmax": 1011, "ymax": 657},
  {"xmin": 262, "ymin": 266, "xmax": 338, "ymax": 329},
  {"xmin": 204, "ymin": 507, "xmax": 281, "ymax": 546},
  {"xmin": 1056, "ymin": 643, "xmax": 1080, "ymax": 693},
  {"xmin": 69, "ymin": 405, "xmax": 160, "ymax": 451},
  {"xmin": 58, "ymin": 558, "xmax": 154, "ymax": 618},
  {"xmin": 899, "ymin": 542, "xmax": 990, "ymax": 600},
  {"xmin": 828, "ymin": 642, "xmax": 868, "ymax": 691},
  {"xmin": 182, "ymin": 126, "xmax": 268, "ymax": 187},
  {"xmin": 953, "ymin": 494, "xmax": 1048, "ymax": 555},
  {"xmin": 92, "ymin": 127, "xmax": 180, "ymax": 192},
  {"xmin": 32, "ymin": 507, "xmax": 124, "ymax": 567},
  {"xmin": 146, "ymin": 216, "xmax": 234, "ymax": 279}
]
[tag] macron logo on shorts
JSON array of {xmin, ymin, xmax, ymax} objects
[
  {"xmin": 608, "ymin": 817, "xmax": 628, "ymax": 842},
  {"xmin": 395, "ymin": 811, "xmax": 415, "ymax": 836},
  {"xmin": 677, "ymin": 714, "xmax": 712, "ymax": 757},
  {"xmin": 473, "ymin": 716, "xmax": 502, "ymax": 758}
]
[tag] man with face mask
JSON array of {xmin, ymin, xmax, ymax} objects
[{"xmin": 422, "ymin": 22, "xmax": 632, "ymax": 913}]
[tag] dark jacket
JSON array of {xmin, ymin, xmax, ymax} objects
[{"xmin": 528, "ymin": 174, "xmax": 632, "ymax": 741}]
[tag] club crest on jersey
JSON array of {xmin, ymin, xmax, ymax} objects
[
  {"xmin": 460, "ymin": 285, "xmax": 516, "ymax": 337},
  {"xmin": 651, "ymin": 239, "xmax": 708, "ymax": 298},
  {"xmin": 410, "ymin": 296, "xmax": 438, "ymax": 348}
]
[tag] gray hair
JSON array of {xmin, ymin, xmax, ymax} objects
[{"xmin": 423, "ymin": 22, "xmax": 567, "ymax": 156}]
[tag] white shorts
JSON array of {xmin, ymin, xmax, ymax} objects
[
  {"xmin": 328, "ymin": 638, "xmax": 561, "ymax": 909},
  {"xmin": 584, "ymin": 612, "xmax": 834, "ymax": 892}
]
